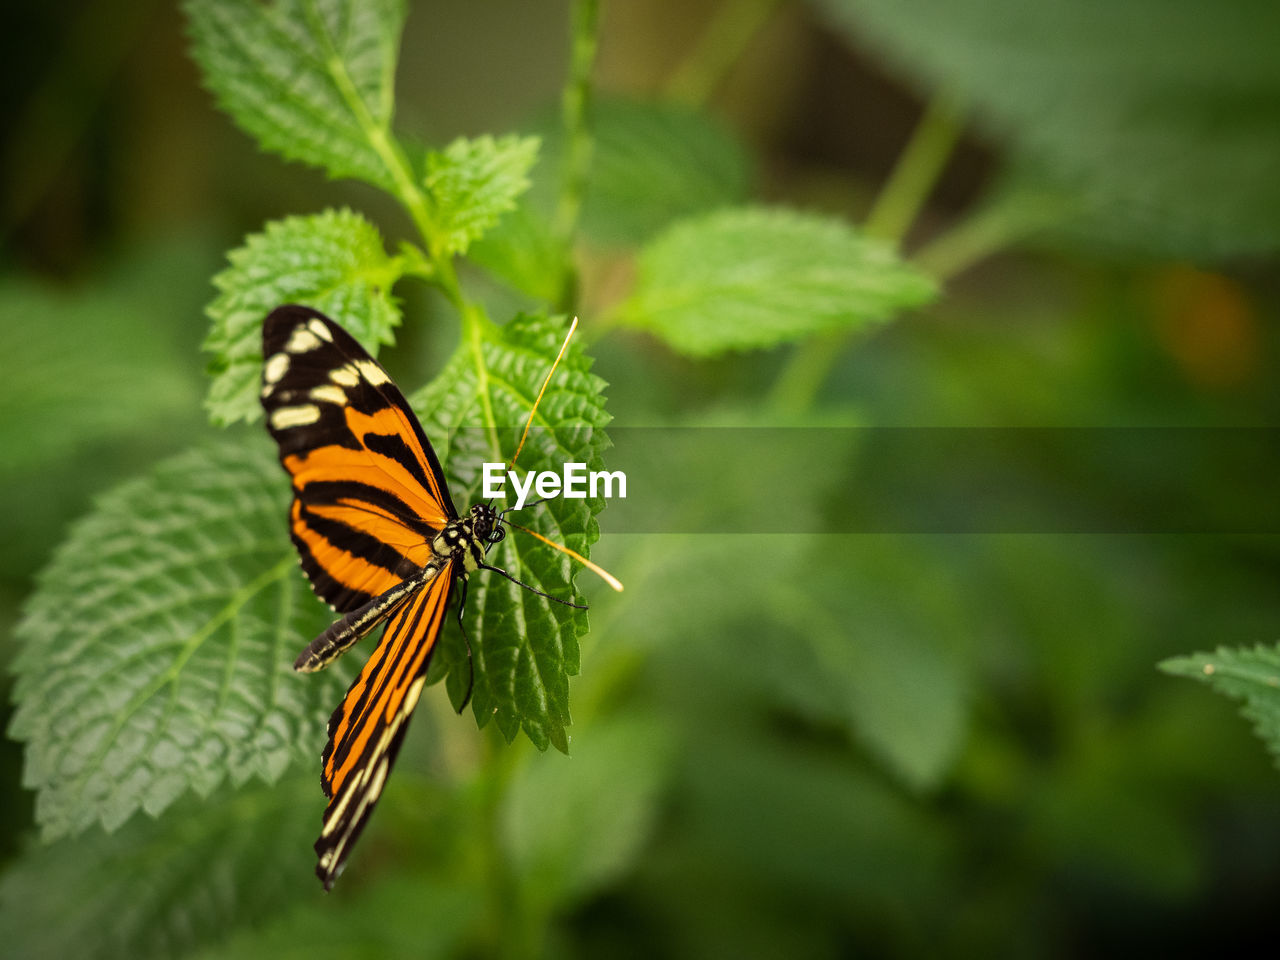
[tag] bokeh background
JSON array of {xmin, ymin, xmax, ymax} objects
[{"xmin": 3, "ymin": 1, "xmax": 1280, "ymax": 957}]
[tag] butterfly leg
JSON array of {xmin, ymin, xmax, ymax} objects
[{"xmin": 454, "ymin": 577, "xmax": 476, "ymax": 712}]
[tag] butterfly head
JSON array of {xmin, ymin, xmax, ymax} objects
[{"xmin": 469, "ymin": 502, "xmax": 505, "ymax": 548}]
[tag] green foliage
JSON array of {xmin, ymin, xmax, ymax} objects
[
  {"xmin": 0, "ymin": 779, "xmax": 322, "ymax": 960},
  {"xmin": 501, "ymin": 713, "xmax": 673, "ymax": 908},
  {"xmin": 191, "ymin": 871, "xmax": 484, "ymax": 960},
  {"xmin": 620, "ymin": 207, "xmax": 937, "ymax": 355},
  {"xmin": 202, "ymin": 209, "xmax": 407, "ymax": 426},
  {"xmin": 412, "ymin": 314, "xmax": 610, "ymax": 752},
  {"xmin": 8, "ymin": 0, "xmax": 1280, "ymax": 956},
  {"xmin": 424, "ymin": 134, "xmax": 541, "ymax": 256},
  {"xmin": 8, "ymin": 443, "xmax": 349, "ymax": 841},
  {"xmin": 0, "ymin": 281, "xmax": 196, "ymax": 479},
  {"xmin": 1160, "ymin": 645, "xmax": 1280, "ymax": 764},
  {"xmin": 185, "ymin": 0, "xmax": 407, "ymax": 190},
  {"xmin": 568, "ymin": 98, "xmax": 754, "ymax": 246},
  {"xmin": 815, "ymin": 0, "xmax": 1280, "ymax": 257}
]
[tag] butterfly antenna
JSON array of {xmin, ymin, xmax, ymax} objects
[
  {"xmin": 478, "ymin": 563, "xmax": 589, "ymax": 608},
  {"xmin": 509, "ymin": 316, "xmax": 578, "ymax": 470},
  {"xmin": 505, "ymin": 519, "xmax": 624, "ymax": 592}
]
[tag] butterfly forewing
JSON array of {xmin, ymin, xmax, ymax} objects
[
  {"xmin": 314, "ymin": 562, "xmax": 455, "ymax": 889},
  {"xmin": 261, "ymin": 305, "xmax": 458, "ymax": 612}
]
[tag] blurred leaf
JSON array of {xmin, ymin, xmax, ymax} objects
[
  {"xmin": 0, "ymin": 281, "xmax": 197, "ymax": 478},
  {"xmin": 424, "ymin": 134, "xmax": 540, "ymax": 256},
  {"xmin": 202, "ymin": 209, "xmax": 405, "ymax": 426},
  {"xmin": 670, "ymin": 731, "xmax": 950, "ymax": 907},
  {"xmin": 815, "ymin": 0, "xmax": 1280, "ymax": 257},
  {"xmin": 191, "ymin": 870, "xmax": 484, "ymax": 960},
  {"xmin": 576, "ymin": 98, "xmax": 754, "ymax": 247},
  {"xmin": 638, "ymin": 535, "xmax": 972, "ymax": 791},
  {"xmin": 412, "ymin": 314, "xmax": 610, "ymax": 752},
  {"xmin": 619, "ymin": 207, "xmax": 937, "ymax": 355},
  {"xmin": 0, "ymin": 777, "xmax": 322, "ymax": 960},
  {"xmin": 501, "ymin": 714, "xmax": 673, "ymax": 908},
  {"xmin": 468, "ymin": 199, "xmax": 564, "ymax": 303},
  {"xmin": 1160, "ymin": 644, "xmax": 1280, "ymax": 765},
  {"xmin": 8, "ymin": 442, "xmax": 350, "ymax": 841},
  {"xmin": 185, "ymin": 0, "xmax": 406, "ymax": 191}
]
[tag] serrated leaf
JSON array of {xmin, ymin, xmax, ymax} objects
[
  {"xmin": 424, "ymin": 134, "xmax": 541, "ymax": 256},
  {"xmin": 202, "ymin": 209, "xmax": 405, "ymax": 426},
  {"xmin": 501, "ymin": 714, "xmax": 674, "ymax": 908},
  {"xmin": 814, "ymin": 0, "xmax": 1280, "ymax": 258},
  {"xmin": 0, "ymin": 778, "xmax": 321, "ymax": 960},
  {"xmin": 185, "ymin": 0, "xmax": 406, "ymax": 190},
  {"xmin": 8, "ymin": 442, "xmax": 352, "ymax": 841},
  {"xmin": 411, "ymin": 314, "xmax": 610, "ymax": 752},
  {"xmin": 1160, "ymin": 644, "xmax": 1280, "ymax": 764},
  {"xmin": 620, "ymin": 207, "xmax": 937, "ymax": 355}
]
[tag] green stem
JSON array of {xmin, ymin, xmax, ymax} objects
[
  {"xmin": 551, "ymin": 0, "xmax": 601, "ymax": 313},
  {"xmin": 767, "ymin": 90, "xmax": 965, "ymax": 415},
  {"xmin": 863, "ymin": 90, "xmax": 966, "ymax": 246},
  {"xmin": 324, "ymin": 24, "xmax": 504, "ymax": 458},
  {"xmin": 913, "ymin": 186, "xmax": 1072, "ymax": 281},
  {"xmin": 666, "ymin": 0, "xmax": 784, "ymax": 106}
]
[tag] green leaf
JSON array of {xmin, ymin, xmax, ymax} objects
[
  {"xmin": 8, "ymin": 442, "xmax": 351, "ymax": 841},
  {"xmin": 501, "ymin": 714, "xmax": 674, "ymax": 908},
  {"xmin": 424, "ymin": 134, "xmax": 541, "ymax": 256},
  {"xmin": 411, "ymin": 314, "xmax": 610, "ymax": 753},
  {"xmin": 468, "ymin": 199, "xmax": 564, "ymax": 303},
  {"xmin": 190, "ymin": 871, "xmax": 484, "ymax": 960},
  {"xmin": 814, "ymin": 0, "xmax": 1280, "ymax": 258},
  {"xmin": 1160, "ymin": 644, "xmax": 1280, "ymax": 764},
  {"xmin": 202, "ymin": 209, "xmax": 405, "ymax": 426},
  {"xmin": 619, "ymin": 207, "xmax": 937, "ymax": 355},
  {"xmin": 573, "ymin": 98, "xmax": 754, "ymax": 247},
  {"xmin": 185, "ymin": 0, "xmax": 406, "ymax": 190},
  {"xmin": 0, "ymin": 279, "xmax": 198, "ymax": 479},
  {"xmin": 0, "ymin": 778, "xmax": 322, "ymax": 960}
]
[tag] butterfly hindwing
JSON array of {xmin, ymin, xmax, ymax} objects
[
  {"xmin": 261, "ymin": 305, "xmax": 459, "ymax": 612},
  {"xmin": 314, "ymin": 559, "xmax": 456, "ymax": 890}
]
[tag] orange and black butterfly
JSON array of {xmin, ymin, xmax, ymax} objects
[{"xmin": 260, "ymin": 304, "xmax": 605, "ymax": 890}]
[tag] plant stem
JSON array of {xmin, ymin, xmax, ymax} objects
[
  {"xmin": 863, "ymin": 90, "xmax": 966, "ymax": 246},
  {"xmin": 666, "ymin": 0, "xmax": 784, "ymax": 106},
  {"xmin": 767, "ymin": 90, "xmax": 965, "ymax": 415},
  {"xmin": 552, "ymin": 0, "xmax": 601, "ymax": 313},
  {"xmin": 913, "ymin": 186, "xmax": 1071, "ymax": 281}
]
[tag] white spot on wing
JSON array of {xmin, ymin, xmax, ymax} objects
[
  {"xmin": 331, "ymin": 364, "xmax": 360, "ymax": 387},
  {"xmin": 286, "ymin": 327, "xmax": 322, "ymax": 353},
  {"xmin": 310, "ymin": 384, "xmax": 347, "ymax": 405},
  {"xmin": 354, "ymin": 359, "xmax": 390, "ymax": 386},
  {"xmin": 270, "ymin": 404, "xmax": 322, "ymax": 429},
  {"xmin": 309, "ymin": 318, "xmax": 334, "ymax": 341},
  {"xmin": 263, "ymin": 352, "xmax": 289, "ymax": 386},
  {"xmin": 365, "ymin": 758, "xmax": 389, "ymax": 802},
  {"xmin": 405, "ymin": 676, "xmax": 426, "ymax": 711}
]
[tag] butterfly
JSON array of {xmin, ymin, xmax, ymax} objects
[{"xmin": 260, "ymin": 304, "xmax": 614, "ymax": 889}]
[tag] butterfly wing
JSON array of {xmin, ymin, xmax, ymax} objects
[
  {"xmin": 314, "ymin": 559, "xmax": 455, "ymax": 889},
  {"xmin": 261, "ymin": 305, "xmax": 459, "ymax": 612}
]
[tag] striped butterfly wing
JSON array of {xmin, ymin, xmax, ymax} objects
[
  {"xmin": 261, "ymin": 304, "xmax": 458, "ymax": 613},
  {"xmin": 314, "ymin": 561, "xmax": 455, "ymax": 889},
  {"xmin": 261, "ymin": 305, "xmax": 463, "ymax": 888}
]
